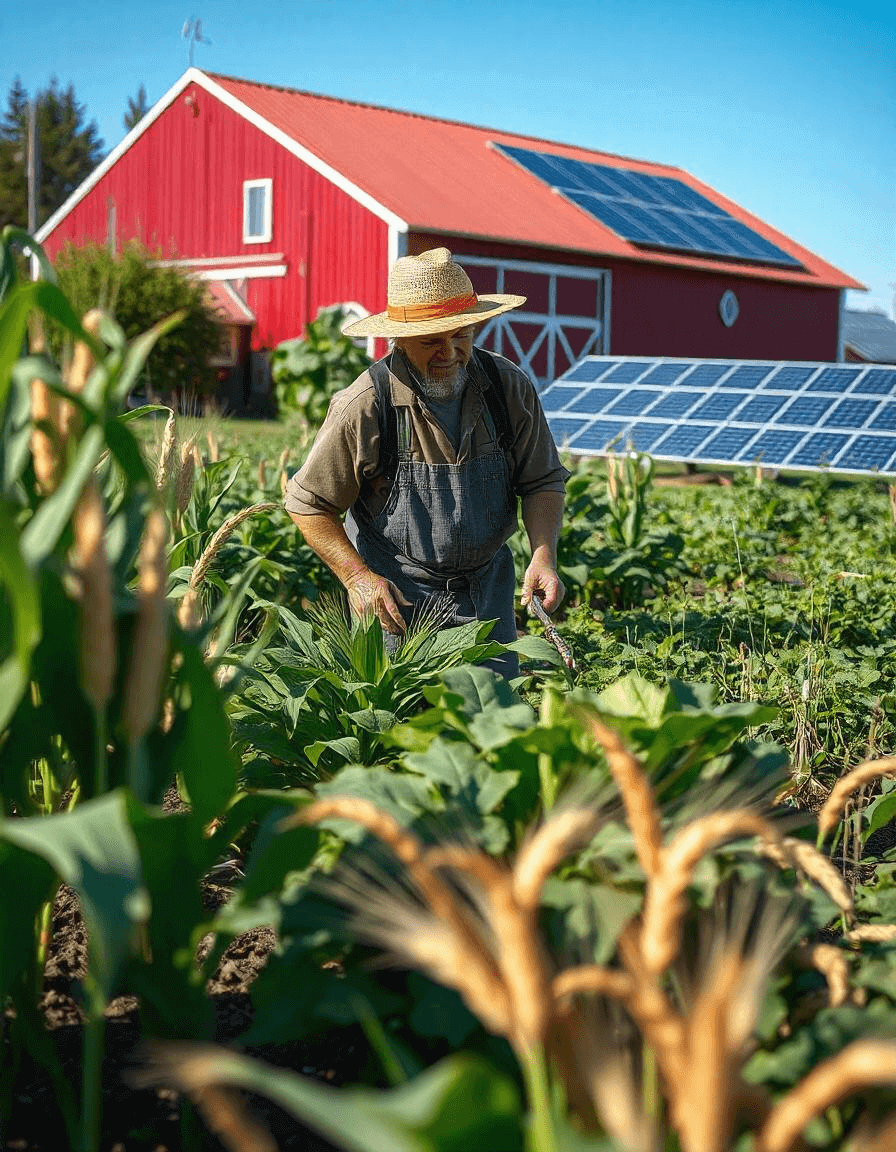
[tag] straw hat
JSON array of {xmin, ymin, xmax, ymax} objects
[{"xmin": 341, "ymin": 247, "xmax": 526, "ymax": 338}]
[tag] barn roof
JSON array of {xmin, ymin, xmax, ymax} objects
[
  {"xmin": 38, "ymin": 68, "xmax": 861, "ymax": 291},
  {"xmin": 843, "ymin": 309, "xmax": 896, "ymax": 363}
]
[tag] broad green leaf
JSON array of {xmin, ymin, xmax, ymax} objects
[
  {"xmin": 315, "ymin": 767, "xmax": 437, "ymax": 842},
  {"xmin": 1, "ymin": 227, "xmax": 58, "ymax": 285},
  {"xmin": 306, "ymin": 735, "xmax": 362, "ymax": 767},
  {"xmin": 108, "ymin": 310, "xmax": 186, "ymax": 406},
  {"xmin": 0, "ymin": 502, "xmax": 41, "ymax": 728},
  {"xmin": 142, "ymin": 1048, "xmax": 522, "ymax": 1152},
  {"xmin": 865, "ymin": 790, "xmax": 896, "ymax": 842},
  {"xmin": 541, "ymin": 877, "xmax": 642, "ymax": 964},
  {"xmin": 0, "ymin": 791, "xmax": 149, "ymax": 998},
  {"xmin": 0, "ymin": 839, "xmax": 57, "ymax": 998},
  {"xmin": 595, "ymin": 672, "xmax": 666, "ymax": 726},
  {"xmin": 165, "ymin": 638, "xmax": 240, "ymax": 824}
]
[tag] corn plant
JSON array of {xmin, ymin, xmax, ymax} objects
[{"xmin": 0, "ymin": 228, "xmax": 259, "ymax": 1150}]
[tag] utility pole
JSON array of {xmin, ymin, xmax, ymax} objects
[{"xmin": 27, "ymin": 97, "xmax": 40, "ymax": 278}]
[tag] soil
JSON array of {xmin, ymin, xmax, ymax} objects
[{"xmin": 2, "ymin": 881, "xmax": 364, "ymax": 1152}]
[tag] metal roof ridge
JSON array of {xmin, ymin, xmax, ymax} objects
[{"xmin": 203, "ymin": 69, "xmax": 675, "ymax": 173}]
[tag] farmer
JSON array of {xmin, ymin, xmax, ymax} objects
[{"xmin": 284, "ymin": 247, "xmax": 569, "ymax": 678}]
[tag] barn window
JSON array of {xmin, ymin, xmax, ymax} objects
[{"xmin": 243, "ymin": 179, "xmax": 272, "ymax": 244}]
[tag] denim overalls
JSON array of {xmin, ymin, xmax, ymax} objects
[{"xmin": 345, "ymin": 357, "xmax": 520, "ymax": 678}]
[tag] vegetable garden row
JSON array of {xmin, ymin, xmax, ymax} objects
[{"xmin": 3, "ymin": 226, "xmax": 896, "ymax": 1152}]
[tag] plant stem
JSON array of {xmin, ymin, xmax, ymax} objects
[
  {"xmin": 81, "ymin": 1006, "xmax": 104, "ymax": 1152},
  {"xmin": 538, "ymin": 753, "xmax": 557, "ymax": 811},
  {"xmin": 93, "ymin": 706, "xmax": 108, "ymax": 796},
  {"xmin": 642, "ymin": 1042, "xmax": 659, "ymax": 1123},
  {"xmin": 521, "ymin": 1044, "xmax": 559, "ymax": 1152}
]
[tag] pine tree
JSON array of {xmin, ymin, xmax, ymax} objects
[
  {"xmin": 124, "ymin": 84, "xmax": 149, "ymax": 132},
  {"xmin": 0, "ymin": 76, "xmax": 104, "ymax": 232}
]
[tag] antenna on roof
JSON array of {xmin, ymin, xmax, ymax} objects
[{"xmin": 182, "ymin": 16, "xmax": 213, "ymax": 68}]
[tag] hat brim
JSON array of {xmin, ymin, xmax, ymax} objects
[{"xmin": 341, "ymin": 294, "xmax": 526, "ymax": 339}]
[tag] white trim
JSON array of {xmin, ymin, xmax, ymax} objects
[
  {"xmin": 36, "ymin": 67, "xmax": 408, "ymax": 243},
  {"xmin": 196, "ymin": 263, "xmax": 286, "ymax": 280},
  {"xmin": 36, "ymin": 68, "xmax": 204, "ymax": 241},
  {"xmin": 243, "ymin": 177, "xmax": 273, "ymax": 243},
  {"xmin": 198, "ymin": 71, "xmax": 407, "ymax": 232},
  {"xmin": 150, "ymin": 252, "xmax": 284, "ymax": 268},
  {"xmin": 388, "ymin": 226, "xmax": 409, "ymax": 267}
]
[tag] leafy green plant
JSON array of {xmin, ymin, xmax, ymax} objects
[
  {"xmin": 271, "ymin": 305, "xmax": 372, "ymax": 427},
  {"xmin": 226, "ymin": 596, "xmax": 551, "ymax": 784}
]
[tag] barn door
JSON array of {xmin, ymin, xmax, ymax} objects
[{"xmin": 460, "ymin": 255, "xmax": 610, "ymax": 388}]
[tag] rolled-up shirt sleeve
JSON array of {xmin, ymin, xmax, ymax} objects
[{"xmin": 284, "ymin": 379, "xmax": 380, "ymax": 517}]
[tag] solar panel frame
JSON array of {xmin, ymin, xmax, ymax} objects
[{"xmin": 542, "ymin": 355, "xmax": 896, "ymax": 478}]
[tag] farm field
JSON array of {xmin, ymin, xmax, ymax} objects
[{"xmin": 3, "ymin": 235, "xmax": 896, "ymax": 1151}]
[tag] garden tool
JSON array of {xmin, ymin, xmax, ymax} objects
[{"xmin": 529, "ymin": 593, "xmax": 576, "ymax": 674}]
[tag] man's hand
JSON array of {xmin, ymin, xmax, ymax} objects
[
  {"xmin": 344, "ymin": 568, "xmax": 411, "ymax": 635},
  {"xmin": 522, "ymin": 554, "xmax": 566, "ymax": 615}
]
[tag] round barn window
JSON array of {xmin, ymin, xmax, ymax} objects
[{"xmin": 719, "ymin": 290, "xmax": 740, "ymax": 328}]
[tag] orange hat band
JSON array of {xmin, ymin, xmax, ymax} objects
[{"xmin": 386, "ymin": 292, "xmax": 479, "ymax": 323}]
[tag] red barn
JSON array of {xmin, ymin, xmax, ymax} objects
[{"xmin": 37, "ymin": 68, "xmax": 861, "ymax": 404}]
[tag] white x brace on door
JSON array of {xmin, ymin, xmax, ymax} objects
[{"xmin": 459, "ymin": 255, "xmax": 611, "ymax": 388}]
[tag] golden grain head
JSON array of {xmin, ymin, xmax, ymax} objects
[{"xmin": 817, "ymin": 756, "xmax": 896, "ymax": 840}]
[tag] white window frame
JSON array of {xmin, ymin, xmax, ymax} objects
[
  {"xmin": 458, "ymin": 255, "xmax": 611, "ymax": 387},
  {"xmin": 243, "ymin": 178, "xmax": 273, "ymax": 244}
]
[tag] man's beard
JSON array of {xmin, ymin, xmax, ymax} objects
[{"xmin": 419, "ymin": 365, "xmax": 467, "ymax": 401}]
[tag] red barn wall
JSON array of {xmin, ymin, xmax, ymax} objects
[
  {"xmin": 42, "ymin": 81, "xmax": 388, "ymax": 349},
  {"xmin": 421, "ymin": 233, "xmax": 841, "ymax": 363}
]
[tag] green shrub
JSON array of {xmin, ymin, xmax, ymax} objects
[
  {"xmin": 53, "ymin": 240, "xmax": 221, "ymax": 400},
  {"xmin": 271, "ymin": 306, "xmax": 372, "ymax": 427}
]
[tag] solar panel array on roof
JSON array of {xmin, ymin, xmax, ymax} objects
[
  {"xmin": 543, "ymin": 358, "xmax": 896, "ymax": 477},
  {"xmin": 493, "ymin": 142, "xmax": 803, "ymax": 270}
]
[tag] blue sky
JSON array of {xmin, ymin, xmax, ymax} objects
[{"xmin": 2, "ymin": 0, "xmax": 893, "ymax": 313}]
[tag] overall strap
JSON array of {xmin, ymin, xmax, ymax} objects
[
  {"xmin": 368, "ymin": 353, "xmax": 399, "ymax": 484},
  {"xmin": 472, "ymin": 347, "xmax": 513, "ymax": 455}
]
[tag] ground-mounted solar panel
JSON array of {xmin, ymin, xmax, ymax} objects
[
  {"xmin": 493, "ymin": 141, "xmax": 803, "ymax": 269},
  {"xmin": 544, "ymin": 356, "xmax": 896, "ymax": 478}
]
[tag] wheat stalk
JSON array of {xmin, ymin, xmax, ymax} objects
[
  {"xmin": 283, "ymin": 798, "xmax": 514, "ymax": 1039},
  {"xmin": 802, "ymin": 942, "xmax": 849, "ymax": 1008},
  {"xmin": 122, "ymin": 507, "xmax": 169, "ymax": 743},
  {"xmin": 72, "ymin": 478, "xmax": 116, "ymax": 707},
  {"xmin": 615, "ymin": 921, "xmax": 688, "ymax": 1112},
  {"xmin": 513, "ymin": 806, "xmax": 603, "ymax": 911},
  {"xmin": 30, "ymin": 372, "xmax": 60, "ymax": 494},
  {"xmin": 552, "ymin": 965, "xmax": 633, "ymax": 1005},
  {"xmin": 189, "ymin": 502, "xmax": 277, "ymax": 590},
  {"xmin": 132, "ymin": 1046, "xmax": 276, "ymax": 1152},
  {"xmin": 817, "ymin": 756, "xmax": 896, "ymax": 840},
  {"xmin": 59, "ymin": 308, "xmax": 102, "ymax": 443},
  {"xmin": 156, "ymin": 410, "xmax": 178, "ymax": 490},
  {"xmin": 569, "ymin": 704, "xmax": 663, "ymax": 878},
  {"xmin": 175, "ymin": 435, "xmax": 198, "ymax": 515},
  {"xmin": 177, "ymin": 502, "xmax": 277, "ymax": 630},
  {"xmin": 641, "ymin": 810, "xmax": 780, "ymax": 977},
  {"xmin": 424, "ymin": 844, "xmax": 553, "ymax": 1054},
  {"xmin": 678, "ymin": 951, "xmax": 743, "ymax": 1152},
  {"xmin": 758, "ymin": 836, "xmax": 854, "ymax": 920},
  {"xmin": 755, "ymin": 1039, "xmax": 896, "ymax": 1152},
  {"xmin": 846, "ymin": 923, "xmax": 896, "ymax": 944},
  {"xmin": 207, "ymin": 430, "xmax": 219, "ymax": 462}
]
